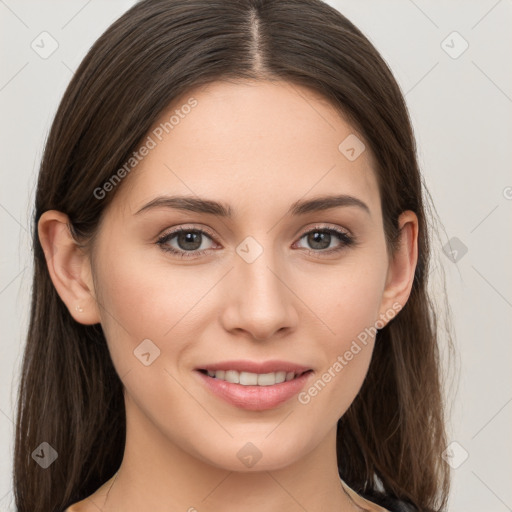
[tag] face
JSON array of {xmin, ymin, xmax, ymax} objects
[{"xmin": 88, "ymin": 79, "xmax": 397, "ymax": 471}]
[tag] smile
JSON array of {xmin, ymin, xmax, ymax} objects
[
  {"xmin": 198, "ymin": 369, "xmax": 309, "ymax": 386},
  {"xmin": 195, "ymin": 362, "xmax": 314, "ymax": 411}
]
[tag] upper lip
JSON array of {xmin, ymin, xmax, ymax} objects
[{"xmin": 196, "ymin": 360, "xmax": 312, "ymax": 374}]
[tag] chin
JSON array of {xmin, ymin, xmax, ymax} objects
[{"xmin": 190, "ymin": 435, "xmax": 310, "ymax": 473}]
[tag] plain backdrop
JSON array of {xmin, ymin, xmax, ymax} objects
[{"xmin": 1, "ymin": 1, "xmax": 511, "ymax": 511}]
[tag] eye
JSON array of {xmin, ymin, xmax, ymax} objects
[
  {"xmin": 294, "ymin": 225, "xmax": 356, "ymax": 256},
  {"xmin": 157, "ymin": 226, "xmax": 217, "ymax": 259},
  {"xmin": 156, "ymin": 224, "xmax": 357, "ymax": 259}
]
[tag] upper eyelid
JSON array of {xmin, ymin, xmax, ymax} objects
[
  {"xmin": 296, "ymin": 223, "xmax": 352, "ymax": 238},
  {"xmin": 158, "ymin": 225, "xmax": 217, "ymax": 242}
]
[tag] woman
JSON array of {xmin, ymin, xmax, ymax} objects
[{"xmin": 13, "ymin": 1, "xmax": 453, "ymax": 511}]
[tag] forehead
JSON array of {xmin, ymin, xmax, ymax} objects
[{"xmin": 110, "ymin": 79, "xmax": 380, "ymax": 222}]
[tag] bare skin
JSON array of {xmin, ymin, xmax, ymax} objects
[{"xmin": 40, "ymin": 79, "xmax": 418, "ymax": 512}]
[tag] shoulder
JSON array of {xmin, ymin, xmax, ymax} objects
[
  {"xmin": 63, "ymin": 496, "xmax": 100, "ymax": 512},
  {"xmin": 340, "ymin": 478, "xmax": 418, "ymax": 512},
  {"xmin": 63, "ymin": 473, "xmax": 117, "ymax": 512},
  {"xmin": 63, "ymin": 500, "xmax": 85, "ymax": 512},
  {"xmin": 359, "ymin": 491, "xmax": 419, "ymax": 512}
]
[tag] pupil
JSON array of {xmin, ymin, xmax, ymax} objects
[
  {"xmin": 309, "ymin": 231, "xmax": 330, "ymax": 250},
  {"xmin": 179, "ymin": 231, "xmax": 201, "ymax": 250}
]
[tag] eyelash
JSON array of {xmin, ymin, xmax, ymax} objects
[{"xmin": 156, "ymin": 224, "xmax": 357, "ymax": 259}]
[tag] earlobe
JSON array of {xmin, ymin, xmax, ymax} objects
[
  {"xmin": 377, "ymin": 210, "xmax": 419, "ymax": 326},
  {"xmin": 38, "ymin": 210, "xmax": 101, "ymax": 325}
]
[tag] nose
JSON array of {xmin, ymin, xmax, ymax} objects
[{"xmin": 219, "ymin": 246, "xmax": 299, "ymax": 342}]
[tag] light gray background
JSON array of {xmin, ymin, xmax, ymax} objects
[{"xmin": 1, "ymin": 1, "xmax": 511, "ymax": 511}]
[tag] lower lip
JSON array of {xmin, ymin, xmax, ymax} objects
[{"xmin": 195, "ymin": 370, "xmax": 314, "ymax": 411}]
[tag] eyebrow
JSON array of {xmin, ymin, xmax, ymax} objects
[{"xmin": 134, "ymin": 194, "xmax": 371, "ymax": 217}]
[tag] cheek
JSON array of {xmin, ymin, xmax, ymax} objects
[
  {"xmin": 297, "ymin": 293, "xmax": 378, "ymax": 427},
  {"xmin": 92, "ymin": 244, "xmax": 215, "ymax": 374},
  {"xmin": 294, "ymin": 254, "xmax": 386, "ymax": 415},
  {"xmin": 305, "ymin": 256, "xmax": 387, "ymax": 349}
]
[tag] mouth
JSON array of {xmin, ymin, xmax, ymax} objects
[
  {"xmin": 194, "ymin": 362, "xmax": 314, "ymax": 411},
  {"xmin": 197, "ymin": 368, "xmax": 312, "ymax": 386}
]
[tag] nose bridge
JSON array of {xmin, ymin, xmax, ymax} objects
[{"xmin": 221, "ymin": 234, "xmax": 298, "ymax": 339}]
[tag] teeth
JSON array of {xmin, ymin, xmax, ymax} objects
[
  {"xmin": 225, "ymin": 370, "xmax": 239, "ymax": 384},
  {"xmin": 240, "ymin": 371, "xmax": 258, "ymax": 385},
  {"xmin": 205, "ymin": 369, "xmax": 302, "ymax": 386}
]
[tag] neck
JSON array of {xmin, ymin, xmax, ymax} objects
[{"xmin": 86, "ymin": 393, "xmax": 362, "ymax": 512}]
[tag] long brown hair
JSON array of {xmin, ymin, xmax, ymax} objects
[{"xmin": 14, "ymin": 1, "xmax": 455, "ymax": 511}]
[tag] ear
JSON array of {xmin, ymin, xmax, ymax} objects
[
  {"xmin": 38, "ymin": 210, "xmax": 101, "ymax": 325},
  {"xmin": 377, "ymin": 210, "xmax": 419, "ymax": 326}
]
